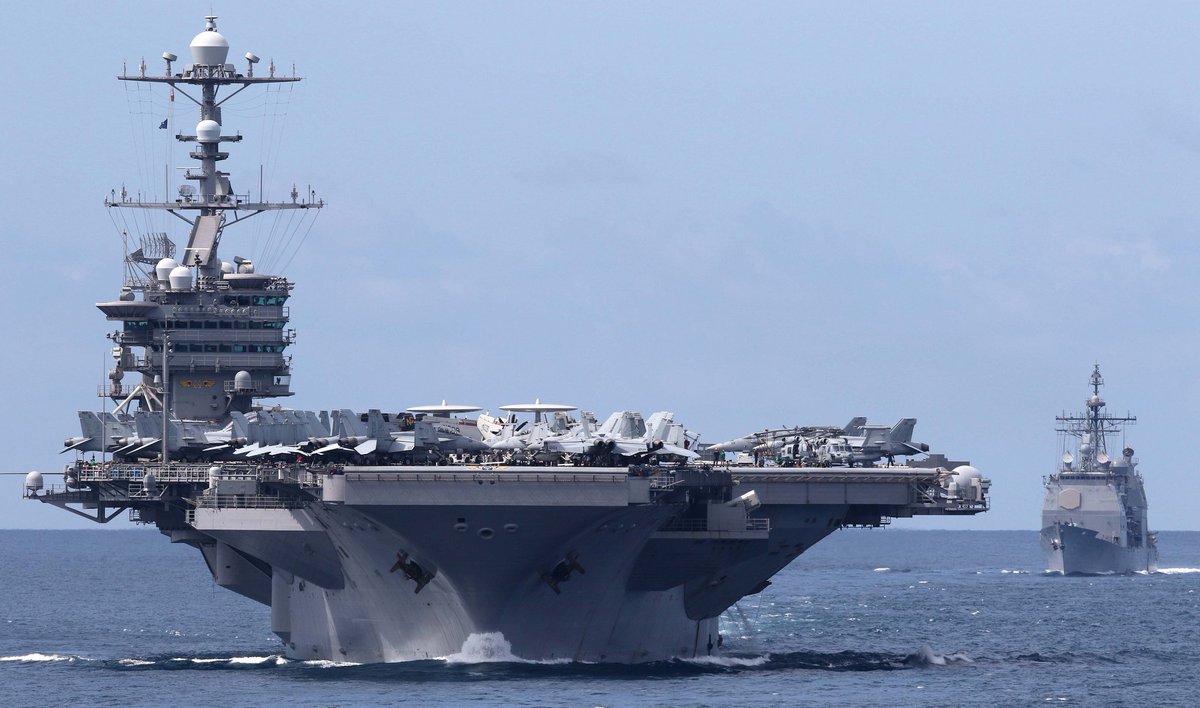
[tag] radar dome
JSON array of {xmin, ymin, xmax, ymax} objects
[
  {"xmin": 24, "ymin": 471, "xmax": 43, "ymax": 494},
  {"xmin": 196, "ymin": 119, "xmax": 221, "ymax": 143},
  {"xmin": 220, "ymin": 261, "xmax": 235, "ymax": 275},
  {"xmin": 233, "ymin": 370, "xmax": 253, "ymax": 393},
  {"xmin": 142, "ymin": 470, "xmax": 158, "ymax": 496},
  {"xmin": 950, "ymin": 465, "xmax": 982, "ymax": 488},
  {"xmin": 949, "ymin": 465, "xmax": 985, "ymax": 502},
  {"xmin": 190, "ymin": 26, "xmax": 230, "ymax": 66},
  {"xmin": 155, "ymin": 258, "xmax": 178, "ymax": 283},
  {"xmin": 169, "ymin": 265, "xmax": 193, "ymax": 291}
]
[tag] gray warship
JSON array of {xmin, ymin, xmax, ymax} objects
[
  {"xmin": 22, "ymin": 17, "xmax": 990, "ymax": 663},
  {"xmin": 1041, "ymin": 366, "xmax": 1157, "ymax": 574}
]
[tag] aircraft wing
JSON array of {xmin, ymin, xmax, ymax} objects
[
  {"xmin": 612, "ymin": 441, "xmax": 651, "ymax": 456},
  {"xmin": 657, "ymin": 444, "xmax": 699, "ymax": 460},
  {"xmin": 60, "ymin": 437, "xmax": 93, "ymax": 453},
  {"xmin": 354, "ymin": 439, "xmax": 378, "ymax": 456},
  {"xmin": 126, "ymin": 438, "xmax": 162, "ymax": 456},
  {"xmin": 543, "ymin": 440, "xmax": 589, "ymax": 455},
  {"xmin": 246, "ymin": 445, "xmax": 284, "ymax": 457},
  {"xmin": 381, "ymin": 437, "xmax": 416, "ymax": 453},
  {"xmin": 267, "ymin": 446, "xmax": 304, "ymax": 457}
]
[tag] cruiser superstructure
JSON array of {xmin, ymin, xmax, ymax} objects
[
  {"xmin": 24, "ymin": 17, "xmax": 990, "ymax": 663},
  {"xmin": 1041, "ymin": 366, "xmax": 1157, "ymax": 574}
]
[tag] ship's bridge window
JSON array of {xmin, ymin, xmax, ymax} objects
[
  {"xmin": 251, "ymin": 295, "xmax": 288, "ymax": 306},
  {"xmin": 219, "ymin": 321, "xmax": 232, "ymax": 329},
  {"xmin": 124, "ymin": 321, "xmax": 151, "ymax": 330}
]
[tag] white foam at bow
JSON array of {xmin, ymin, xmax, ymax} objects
[
  {"xmin": 444, "ymin": 632, "xmax": 570, "ymax": 664},
  {"xmin": 0, "ymin": 653, "xmax": 76, "ymax": 663},
  {"xmin": 683, "ymin": 654, "xmax": 771, "ymax": 667}
]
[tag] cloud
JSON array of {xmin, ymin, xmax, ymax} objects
[
  {"xmin": 1062, "ymin": 235, "xmax": 1170, "ymax": 273},
  {"xmin": 512, "ymin": 150, "xmax": 640, "ymax": 188}
]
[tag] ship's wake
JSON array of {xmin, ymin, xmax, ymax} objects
[
  {"xmin": 64, "ymin": 644, "xmax": 1150, "ymax": 675},
  {"xmin": 2, "ymin": 644, "xmax": 986, "ymax": 676}
]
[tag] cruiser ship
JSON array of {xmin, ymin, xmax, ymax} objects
[
  {"xmin": 1041, "ymin": 366, "xmax": 1157, "ymax": 574},
  {"xmin": 23, "ymin": 17, "xmax": 990, "ymax": 663}
]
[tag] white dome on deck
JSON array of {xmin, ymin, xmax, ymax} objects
[
  {"xmin": 169, "ymin": 265, "xmax": 193, "ymax": 291},
  {"xmin": 155, "ymin": 258, "xmax": 178, "ymax": 283}
]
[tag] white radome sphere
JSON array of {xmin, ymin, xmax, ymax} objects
[
  {"xmin": 220, "ymin": 261, "xmax": 235, "ymax": 274},
  {"xmin": 190, "ymin": 29, "xmax": 230, "ymax": 66},
  {"xmin": 196, "ymin": 119, "xmax": 221, "ymax": 143},
  {"xmin": 169, "ymin": 265, "xmax": 193, "ymax": 291},
  {"xmin": 950, "ymin": 465, "xmax": 982, "ymax": 489},
  {"xmin": 24, "ymin": 471, "xmax": 43, "ymax": 493},
  {"xmin": 155, "ymin": 257, "xmax": 178, "ymax": 283}
]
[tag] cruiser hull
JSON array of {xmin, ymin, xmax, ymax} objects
[{"xmin": 1040, "ymin": 523, "xmax": 1157, "ymax": 575}]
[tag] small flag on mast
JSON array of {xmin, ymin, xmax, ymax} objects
[{"xmin": 158, "ymin": 119, "xmax": 168, "ymax": 129}]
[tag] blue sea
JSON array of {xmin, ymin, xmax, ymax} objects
[{"xmin": 2, "ymin": 529, "xmax": 1197, "ymax": 706}]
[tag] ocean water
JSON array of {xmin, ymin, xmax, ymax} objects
[{"xmin": 1, "ymin": 529, "xmax": 1197, "ymax": 706}]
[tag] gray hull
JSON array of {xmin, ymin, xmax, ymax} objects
[
  {"xmin": 1040, "ymin": 523, "xmax": 1157, "ymax": 575},
  {"xmin": 170, "ymin": 464, "xmax": 989, "ymax": 663}
]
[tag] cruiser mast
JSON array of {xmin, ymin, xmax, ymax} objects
[{"xmin": 1055, "ymin": 364, "xmax": 1136, "ymax": 473}]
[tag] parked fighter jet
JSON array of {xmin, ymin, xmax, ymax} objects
[
  {"xmin": 309, "ymin": 406, "xmax": 487, "ymax": 461},
  {"xmin": 478, "ymin": 400, "xmax": 579, "ymax": 455},
  {"xmin": 707, "ymin": 418, "xmax": 865, "ymax": 456},
  {"xmin": 843, "ymin": 418, "xmax": 930, "ymax": 464},
  {"xmin": 543, "ymin": 410, "xmax": 699, "ymax": 463},
  {"xmin": 710, "ymin": 417, "xmax": 928, "ymax": 467}
]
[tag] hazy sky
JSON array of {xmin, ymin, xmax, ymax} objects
[{"xmin": 2, "ymin": 2, "xmax": 1198, "ymax": 531}]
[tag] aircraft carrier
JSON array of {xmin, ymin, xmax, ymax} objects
[
  {"xmin": 1041, "ymin": 366, "xmax": 1157, "ymax": 574},
  {"xmin": 22, "ymin": 17, "xmax": 990, "ymax": 663}
]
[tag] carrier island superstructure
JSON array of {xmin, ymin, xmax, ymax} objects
[
  {"xmin": 23, "ymin": 18, "xmax": 990, "ymax": 663},
  {"xmin": 1041, "ymin": 366, "xmax": 1156, "ymax": 574}
]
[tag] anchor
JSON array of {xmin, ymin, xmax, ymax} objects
[{"xmin": 390, "ymin": 551, "xmax": 434, "ymax": 593}]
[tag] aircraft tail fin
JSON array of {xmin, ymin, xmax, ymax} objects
[
  {"xmin": 79, "ymin": 411, "xmax": 105, "ymax": 441},
  {"xmin": 230, "ymin": 411, "xmax": 251, "ymax": 440},
  {"xmin": 366, "ymin": 409, "xmax": 387, "ymax": 439},
  {"xmin": 889, "ymin": 418, "xmax": 917, "ymax": 443},
  {"xmin": 843, "ymin": 416, "xmax": 867, "ymax": 436},
  {"xmin": 334, "ymin": 408, "xmax": 367, "ymax": 437}
]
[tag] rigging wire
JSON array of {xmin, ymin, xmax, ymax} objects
[{"xmin": 276, "ymin": 210, "xmax": 323, "ymax": 276}]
